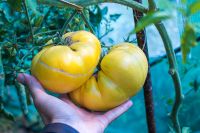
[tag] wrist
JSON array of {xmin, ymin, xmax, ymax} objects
[
  {"xmin": 50, "ymin": 119, "xmax": 82, "ymax": 132},
  {"xmin": 43, "ymin": 123, "xmax": 79, "ymax": 133}
]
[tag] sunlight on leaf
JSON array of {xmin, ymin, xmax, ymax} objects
[
  {"xmin": 182, "ymin": 127, "xmax": 192, "ymax": 133},
  {"xmin": 189, "ymin": 0, "xmax": 200, "ymax": 15},
  {"xmin": 181, "ymin": 23, "xmax": 197, "ymax": 63},
  {"xmin": 133, "ymin": 11, "xmax": 172, "ymax": 33}
]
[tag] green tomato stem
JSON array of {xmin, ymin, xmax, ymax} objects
[
  {"xmin": 155, "ymin": 22, "xmax": 183, "ymax": 133},
  {"xmin": 22, "ymin": 0, "xmax": 34, "ymax": 43}
]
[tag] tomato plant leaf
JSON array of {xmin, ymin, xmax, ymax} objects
[
  {"xmin": 26, "ymin": 0, "xmax": 40, "ymax": 15},
  {"xmin": 89, "ymin": 6, "xmax": 102, "ymax": 26},
  {"xmin": 0, "ymin": 108, "xmax": 15, "ymax": 121},
  {"xmin": 7, "ymin": 0, "xmax": 22, "ymax": 12},
  {"xmin": 101, "ymin": 6, "xmax": 108, "ymax": 16},
  {"xmin": 110, "ymin": 14, "xmax": 121, "ymax": 22},
  {"xmin": 181, "ymin": 23, "xmax": 197, "ymax": 63},
  {"xmin": 182, "ymin": 127, "xmax": 192, "ymax": 133},
  {"xmin": 133, "ymin": 11, "xmax": 172, "ymax": 33},
  {"xmin": 188, "ymin": 0, "xmax": 200, "ymax": 15}
]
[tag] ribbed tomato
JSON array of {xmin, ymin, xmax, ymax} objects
[
  {"xmin": 31, "ymin": 30, "xmax": 148, "ymax": 111},
  {"xmin": 31, "ymin": 31, "xmax": 101, "ymax": 93},
  {"xmin": 69, "ymin": 43, "xmax": 148, "ymax": 111}
]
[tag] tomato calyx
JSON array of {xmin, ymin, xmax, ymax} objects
[{"xmin": 64, "ymin": 36, "xmax": 73, "ymax": 46}]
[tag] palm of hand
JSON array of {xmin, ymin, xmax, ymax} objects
[{"xmin": 17, "ymin": 73, "xmax": 132, "ymax": 133}]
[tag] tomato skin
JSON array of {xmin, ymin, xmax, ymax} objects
[
  {"xmin": 69, "ymin": 43, "xmax": 148, "ymax": 111},
  {"xmin": 31, "ymin": 31, "xmax": 101, "ymax": 93},
  {"xmin": 31, "ymin": 31, "xmax": 148, "ymax": 111}
]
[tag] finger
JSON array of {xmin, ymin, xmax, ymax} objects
[
  {"xmin": 17, "ymin": 73, "xmax": 46, "ymax": 99},
  {"xmin": 100, "ymin": 100, "xmax": 133, "ymax": 126}
]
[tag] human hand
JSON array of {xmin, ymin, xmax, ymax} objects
[{"xmin": 17, "ymin": 73, "xmax": 133, "ymax": 133}]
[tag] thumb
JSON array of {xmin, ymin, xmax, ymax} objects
[
  {"xmin": 17, "ymin": 73, "xmax": 46, "ymax": 99},
  {"xmin": 99, "ymin": 100, "xmax": 133, "ymax": 126}
]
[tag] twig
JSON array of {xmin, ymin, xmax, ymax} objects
[
  {"xmin": 22, "ymin": 0, "xmax": 34, "ymax": 42},
  {"xmin": 147, "ymin": 0, "xmax": 183, "ymax": 132},
  {"xmin": 133, "ymin": 0, "xmax": 156, "ymax": 132},
  {"xmin": 155, "ymin": 22, "xmax": 183, "ymax": 133},
  {"xmin": 99, "ymin": 28, "xmax": 114, "ymax": 40},
  {"xmin": 148, "ymin": 0, "xmax": 157, "ymax": 11},
  {"xmin": 16, "ymin": 43, "xmax": 52, "ymax": 70},
  {"xmin": 58, "ymin": 0, "xmax": 83, "ymax": 11},
  {"xmin": 61, "ymin": 10, "xmax": 77, "ymax": 35},
  {"xmin": 16, "ymin": 47, "xmax": 38, "ymax": 68},
  {"xmin": 79, "ymin": 10, "xmax": 95, "ymax": 34},
  {"xmin": 34, "ymin": 29, "xmax": 60, "ymax": 37},
  {"xmin": 38, "ymin": 0, "xmax": 148, "ymax": 13},
  {"xmin": 150, "ymin": 47, "xmax": 181, "ymax": 67}
]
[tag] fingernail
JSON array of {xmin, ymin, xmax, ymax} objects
[{"xmin": 127, "ymin": 100, "xmax": 133, "ymax": 107}]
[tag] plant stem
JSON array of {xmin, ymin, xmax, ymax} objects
[
  {"xmin": 23, "ymin": 0, "xmax": 34, "ymax": 42},
  {"xmin": 34, "ymin": 29, "xmax": 60, "ymax": 37},
  {"xmin": 38, "ymin": 0, "xmax": 148, "ymax": 13},
  {"xmin": 147, "ymin": 0, "xmax": 182, "ymax": 132},
  {"xmin": 150, "ymin": 47, "xmax": 181, "ymax": 67},
  {"xmin": 147, "ymin": 0, "xmax": 157, "ymax": 11},
  {"xmin": 133, "ymin": 0, "xmax": 156, "ymax": 132},
  {"xmin": 61, "ymin": 10, "xmax": 77, "ymax": 35},
  {"xmin": 79, "ymin": 11, "xmax": 95, "ymax": 34},
  {"xmin": 58, "ymin": 0, "xmax": 83, "ymax": 10},
  {"xmin": 155, "ymin": 23, "xmax": 183, "ymax": 133}
]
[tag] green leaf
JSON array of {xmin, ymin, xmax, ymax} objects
[
  {"xmin": 0, "ymin": 108, "xmax": 15, "ymax": 121},
  {"xmin": 181, "ymin": 0, "xmax": 187, "ymax": 4},
  {"xmin": 181, "ymin": 23, "xmax": 197, "ymax": 63},
  {"xmin": 110, "ymin": 14, "xmax": 121, "ymax": 22},
  {"xmin": 133, "ymin": 11, "xmax": 172, "ymax": 33},
  {"xmin": 0, "ymin": 3, "xmax": 15, "ymax": 23},
  {"xmin": 26, "ymin": 0, "xmax": 40, "ymax": 15},
  {"xmin": 89, "ymin": 6, "xmax": 102, "ymax": 26},
  {"xmin": 31, "ymin": 15, "xmax": 44, "ymax": 27},
  {"xmin": 188, "ymin": 0, "xmax": 200, "ymax": 15},
  {"xmin": 7, "ymin": 0, "xmax": 22, "ymax": 12},
  {"xmin": 0, "ymin": 10, "xmax": 8, "ymax": 25},
  {"xmin": 15, "ymin": 81, "xmax": 28, "ymax": 115},
  {"xmin": 101, "ymin": 6, "xmax": 108, "ymax": 16}
]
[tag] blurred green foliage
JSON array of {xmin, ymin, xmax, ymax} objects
[{"xmin": 134, "ymin": 0, "xmax": 200, "ymax": 63}]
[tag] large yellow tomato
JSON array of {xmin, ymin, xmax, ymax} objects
[
  {"xmin": 69, "ymin": 43, "xmax": 148, "ymax": 111},
  {"xmin": 31, "ymin": 31, "xmax": 101, "ymax": 93}
]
